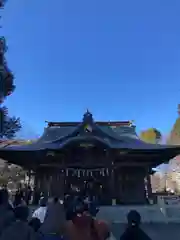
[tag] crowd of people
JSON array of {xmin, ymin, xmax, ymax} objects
[{"xmin": 0, "ymin": 188, "xmax": 152, "ymax": 240}]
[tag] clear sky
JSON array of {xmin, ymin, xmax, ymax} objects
[{"xmin": 1, "ymin": 0, "xmax": 180, "ymax": 138}]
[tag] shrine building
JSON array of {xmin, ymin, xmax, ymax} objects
[{"xmin": 0, "ymin": 111, "xmax": 180, "ymax": 205}]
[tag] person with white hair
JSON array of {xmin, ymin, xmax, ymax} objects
[{"xmin": 32, "ymin": 197, "xmax": 48, "ymax": 224}]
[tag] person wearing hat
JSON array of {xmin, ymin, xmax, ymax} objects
[
  {"xmin": 120, "ymin": 210, "xmax": 152, "ymax": 240},
  {"xmin": 32, "ymin": 197, "xmax": 48, "ymax": 223}
]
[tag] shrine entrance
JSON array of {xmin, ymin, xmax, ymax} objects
[
  {"xmin": 116, "ymin": 167, "xmax": 147, "ymax": 204},
  {"xmin": 64, "ymin": 168, "xmax": 110, "ymax": 204}
]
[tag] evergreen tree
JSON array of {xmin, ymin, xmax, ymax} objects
[{"xmin": 0, "ymin": 3, "xmax": 21, "ymax": 139}]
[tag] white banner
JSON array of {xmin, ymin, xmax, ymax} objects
[{"xmin": 65, "ymin": 168, "xmax": 109, "ymax": 177}]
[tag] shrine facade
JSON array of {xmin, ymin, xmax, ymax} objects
[{"xmin": 0, "ymin": 111, "xmax": 180, "ymax": 205}]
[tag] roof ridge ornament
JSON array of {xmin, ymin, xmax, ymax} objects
[{"xmin": 83, "ymin": 109, "xmax": 94, "ymax": 124}]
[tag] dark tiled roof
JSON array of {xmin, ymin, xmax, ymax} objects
[
  {"xmin": 38, "ymin": 126, "xmax": 75, "ymax": 143},
  {"xmin": 1, "ymin": 135, "xmax": 180, "ymax": 152},
  {"xmin": 101, "ymin": 125, "xmax": 139, "ymax": 140},
  {"xmin": 38, "ymin": 124, "xmax": 138, "ymax": 143},
  {"xmin": 0, "ymin": 114, "xmax": 180, "ymax": 153}
]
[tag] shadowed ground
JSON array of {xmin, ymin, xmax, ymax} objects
[
  {"xmin": 111, "ymin": 223, "xmax": 180, "ymax": 240},
  {"xmin": 30, "ymin": 206, "xmax": 180, "ymax": 239}
]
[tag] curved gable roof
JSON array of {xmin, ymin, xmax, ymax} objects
[{"xmin": 37, "ymin": 124, "xmax": 139, "ymax": 144}]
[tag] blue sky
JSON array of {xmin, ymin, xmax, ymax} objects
[{"xmin": 1, "ymin": 0, "xmax": 180, "ymax": 138}]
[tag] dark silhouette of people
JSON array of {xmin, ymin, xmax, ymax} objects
[
  {"xmin": 0, "ymin": 189, "xmax": 15, "ymax": 236},
  {"xmin": 25, "ymin": 186, "xmax": 32, "ymax": 205},
  {"xmin": 40, "ymin": 197, "xmax": 66, "ymax": 238},
  {"xmin": 120, "ymin": 210, "xmax": 152, "ymax": 240},
  {"xmin": 0, "ymin": 205, "xmax": 37, "ymax": 240},
  {"xmin": 64, "ymin": 201, "xmax": 110, "ymax": 240},
  {"xmin": 33, "ymin": 190, "xmax": 41, "ymax": 205},
  {"xmin": 29, "ymin": 217, "xmax": 41, "ymax": 232},
  {"xmin": 14, "ymin": 188, "xmax": 24, "ymax": 207},
  {"xmin": 65, "ymin": 196, "xmax": 83, "ymax": 221}
]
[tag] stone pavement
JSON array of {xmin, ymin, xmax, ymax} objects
[
  {"xmin": 111, "ymin": 223, "xmax": 180, "ymax": 240},
  {"xmin": 30, "ymin": 206, "xmax": 180, "ymax": 239}
]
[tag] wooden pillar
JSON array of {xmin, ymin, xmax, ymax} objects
[
  {"xmin": 146, "ymin": 171, "xmax": 153, "ymax": 201},
  {"xmin": 46, "ymin": 173, "xmax": 51, "ymax": 197},
  {"xmin": 42, "ymin": 172, "xmax": 48, "ymax": 197},
  {"xmin": 34, "ymin": 172, "xmax": 40, "ymax": 192},
  {"xmin": 33, "ymin": 170, "xmax": 41, "ymax": 205},
  {"xmin": 27, "ymin": 170, "xmax": 31, "ymax": 187},
  {"xmin": 110, "ymin": 163, "xmax": 116, "ymax": 204},
  {"xmin": 59, "ymin": 169, "xmax": 65, "ymax": 197},
  {"xmin": 106, "ymin": 150, "xmax": 116, "ymax": 205}
]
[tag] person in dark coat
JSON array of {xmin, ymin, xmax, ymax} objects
[
  {"xmin": 64, "ymin": 202, "xmax": 110, "ymax": 240},
  {"xmin": 120, "ymin": 210, "xmax": 152, "ymax": 240},
  {"xmin": 0, "ymin": 205, "xmax": 37, "ymax": 240},
  {"xmin": 40, "ymin": 197, "xmax": 66, "ymax": 238},
  {"xmin": 14, "ymin": 188, "xmax": 24, "ymax": 207},
  {"xmin": 85, "ymin": 196, "xmax": 99, "ymax": 217},
  {"xmin": 0, "ymin": 189, "xmax": 15, "ymax": 236},
  {"xmin": 29, "ymin": 218, "xmax": 42, "ymax": 232},
  {"xmin": 25, "ymin": 186, "xmax": 32, "ymax": 205},
  {"xmin": 65, "ymin": 196, "xmax": 83, "ymax": 221}
]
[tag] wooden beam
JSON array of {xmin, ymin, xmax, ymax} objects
[
  {"xmin": 38, "ymin": 163, "xmax": 107, "ymax": 168},
  {"xmin": 47, "ymin": 121, "xmax": 132, "ymax": 127}
]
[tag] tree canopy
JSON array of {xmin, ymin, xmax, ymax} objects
[
  {"xmin": 0, "ymin": 22, "xmax": 21, "ymax": 138},
  {"xmin": 167, "ymin": 118, "xmax": 180, "ymax": 145},
  {"xmin": 0, "ymin": 116, "xmax": 21, "ymax": 139},
  {"xmin": 0, "ymin": 38, "xmax": 15, "ymax": 102},
  {"xmin": 140, "ymin": 128, "xmax": 162, "ymax": 144},
  {"xmin": 0, "ymin": 162, "xmax": 26, "ymax": 186}
]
